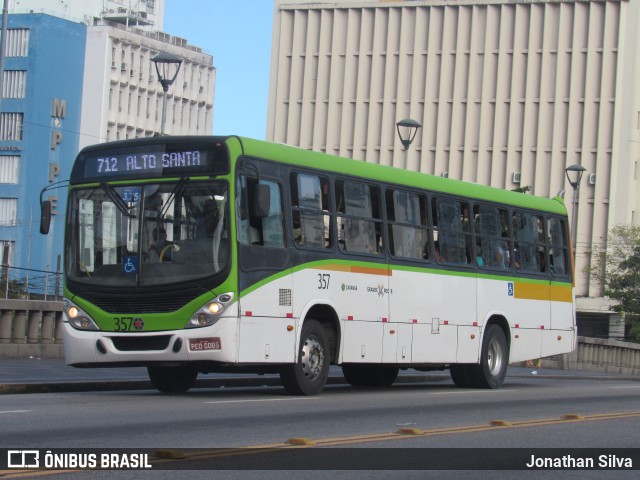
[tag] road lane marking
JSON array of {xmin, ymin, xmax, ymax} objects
[
  {"xmin": 3, "ymin": 411, "xmax": 639, "ymax": 476},
  {"xmin": 148, "ymin": 410, "xmax": 640, "ymax": 466},
  {"xmin": 428, "ymin": 389, "xmax": 516, "ymax": 395},
  {"xmin": 0, "ymin": 410, "xmax": 32, "ymax": 414},
  {"xmin": 204, "ymin": 397, "xmax": 319, "ymax": 405}
]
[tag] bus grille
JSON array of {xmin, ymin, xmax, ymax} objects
[
  {"xmin": 81, "ymin": 293, "xmax": 199, "ymax": 314},
  {"xmin": 110, "ymin": 335, "xmax": 172, "ymax": 351}
]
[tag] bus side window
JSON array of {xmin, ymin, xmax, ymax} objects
[
  {"xmin": 432, "ymin": 196, "xmax": 471, "ymax": 265},
  {"xmin": 386, "ymin": 188, "xmax": 429, "ymax": 261},
  {"xmin": 290, "ymin": 173, "xmax": 332, "ymax": 249},
  {"xmin": 475, "ymin": 204, "xmax": 511, "ymax": 270},
  {"xmin": 237, "ymin": 176, "xmax": 285, "ymax": 248},
  {"xmin": 513, "ymin": 211, "xmax": 546, "ymax": 273},
  {"xmin": 547, "ymin": 217, "xmax": 568, "ymax": 276},
  {"xmin": 336, "ymin": 180, "xmax": 382, "ymax": 255}
]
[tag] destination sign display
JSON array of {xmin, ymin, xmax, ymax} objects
[
  {"xmin": 70, "ymin": 138, "xmax": 231, "ymax": 183},
  {"xmin": 84, "ymin": 150, "xmax": 204, "ymax": 179}
]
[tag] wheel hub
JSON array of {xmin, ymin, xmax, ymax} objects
[{"xmin": 301, "ymin": 335, "xmax": 324, "ymax": 381}]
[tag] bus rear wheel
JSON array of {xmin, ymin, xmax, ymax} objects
[
  {"xmin": 280, "ymin": 320, "xmax": 329, "ymax": 396},
  {"xmin": 449, "ymin": 364, "xmax": 475, "ymax": 388},
  {"xmin": 147, "ymin": 365, "xmax": 198, "ymax": 393},
  {"xmin": 342, "ymin": 365, "xmax": 399, "ymax": 387},
  {"xmin": 470, "ymin": 325, "xmax": 508, "ymax": 389}
]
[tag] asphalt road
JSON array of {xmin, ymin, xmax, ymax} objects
[{"xmin": 1, "ymin": 367, "xmax": 639, "ymax": 480}]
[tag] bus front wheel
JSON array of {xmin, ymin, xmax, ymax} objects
[
  {"xmin": 280, "ymin": 320, "xmax": 329, "ymax": 395},
  {"xmin": 147, "ymin": 365, "xmax": 198, "ymax": 393}
]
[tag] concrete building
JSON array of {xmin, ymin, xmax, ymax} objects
[
  {"xmin": 0, "ymin": 7, "xmax": 215, "ymax": 296},
  {"xmin": 267, "ymin": 0, "xmax": 640, "ymax": 336},
  {"xmin": 9, "ymin": 0, "xmax": 164, "ymax": 30},
  {"xmin": 0, "ymin": 14, "xmax": 86, "ymax": 294},
  {"xmin": 79, "ymin": 17, "xmax": 215, "ymax": 149}
]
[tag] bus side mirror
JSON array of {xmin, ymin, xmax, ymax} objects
[
  {"xmin": 255, "ymin": 184, "xmax": 271, "ymax": 218},
  {"xmin": 40, "ymin": 201, "xmax": 52, "ymax": 234}
]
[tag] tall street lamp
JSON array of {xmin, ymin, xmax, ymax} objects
[
  {"xmin": 151, "ymin": 52, "xmax": 183, "ymax": 135},
  {"xmin": 396, "ymin": 118, "xmax": 421, "ymax": 169},
  {"xmin": 565, "ymin": 164, "xmax": 586, "ymax": 264}
]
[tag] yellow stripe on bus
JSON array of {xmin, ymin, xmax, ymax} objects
[
  {"xmin": 313, "ymin": 264, "xmax": 391, "ymax": 276},
  {"xmin": 514, "ymin": 282, "xmax": 572, "ymax": 303}
]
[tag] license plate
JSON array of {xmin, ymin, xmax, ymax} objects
[{"xmin": 189, "ymin": 337, "xmax": 221, "ymax": 351}]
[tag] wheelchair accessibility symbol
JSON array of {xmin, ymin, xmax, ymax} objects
[{"xmin": 124, "ymin": 256, "xmax": 138, "ymax": 273}]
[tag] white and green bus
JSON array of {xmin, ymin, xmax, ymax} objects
[{"xmin": 41, "ymin": 135, "xmax": 576, "ymax": 395}]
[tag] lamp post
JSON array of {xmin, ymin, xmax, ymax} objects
[
  {"xmin": 396, "ymin": 118, "xmax": 421, "ymax": 169},
  {"xmin": 565, "ymin": 164, "xmax": 586, "ymax": 264},
  {"xmin": 151, "ymin": 52, "xmax": 183, "ymax": 135}
]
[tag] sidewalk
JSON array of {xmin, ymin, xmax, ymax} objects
[{"xmin": 0, "ymin": 357, "xmax": 637, "ymax": 394}]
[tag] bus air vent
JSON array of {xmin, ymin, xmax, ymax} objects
[{"xmin": 279, "ymin": 289, "xmax": 292, "ymax": 307}]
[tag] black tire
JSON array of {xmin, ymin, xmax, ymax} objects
[
  {"xmin": 342, "ymin": 364, "xmax": 370, "ymax": 387},
  {"xmin": 449, "ymin": 364, "xmax": 475, "ymax": 388},
  {"xmin": 147, "ymin": 365, "xmax": 198, "ymax": 393},
  {"xmin": 469, "ymin": 325, "xmax": 509, "ymax": 389},
  {"xmin": 342, "ymin": 365, "xmax": 399, "ymax": 387},
  {"xmin": 368, "ymin": 366, "xmax": 399, "ymax": 387},
  {"xmin": 280, "ymin": 320, "xmax": 330, "ymax": 395}
]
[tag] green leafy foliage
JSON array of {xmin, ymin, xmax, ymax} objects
[{"xmin": 592, "ymin": 225, "xmax": 640, "ymax": 341}]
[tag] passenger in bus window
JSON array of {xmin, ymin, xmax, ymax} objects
[
  {"xmin": 476, "ymin": 245, "xmax": 485, "ymax": 267},
  {"xmin": 434, "ymin": 241, "xmax": 442, "ymax": 262},
  {"xmin": 149, "ymin": 228, "xmax": 171, "ymax": 262}
]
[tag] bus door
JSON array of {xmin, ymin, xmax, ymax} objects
[
  {"xmin": 386, "ymin": 189, "xmax": 431, "ymax": 363},
  {"xmin": 544, "ymin": 216, "xmax": 573, "ymax": 357},
  {"xmin": 236, "ymin": 172, "xmax": 293, "ymax": 363},
  {"xmin": 336, "ymin": 180, "xmax": 388, "ymax": 363}
]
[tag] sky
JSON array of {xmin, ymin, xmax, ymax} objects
[{"xmin": 164, "ymin": 0, "xmax": 275, "ymax": 140}]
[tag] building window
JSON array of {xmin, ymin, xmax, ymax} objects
[
  {"xmin": 5, "ymin": 29, "xmax": 29, "ymax": 57},
  {"xmin": 2, "ymin": 70, "xmax": 26, "ymax": 98},
  {"xmin": 0, "ymin": 240, "xmax": 14, "ymax": 266},
  {"xmin": 0, "ymin": 113, "xmax": 23, "ymax": 141},
  {"xmin": 0, "ymin": 156, "xmax": 19, "ymax": 184},
  {"xmin": 0, "ymin": 198, "xmax": 17, "ymax": 226}
]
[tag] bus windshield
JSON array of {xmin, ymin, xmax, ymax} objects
[{"xmin": 66, "ymin": 180, "xmax": 229, "ymax": 287}]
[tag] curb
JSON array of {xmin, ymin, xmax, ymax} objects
[
  {"xmin": 0, "ymin": 374, "xmax": 449, "ymax": 395},
  {"xmin": 0, "ymin": 371, "xmax": 637, "ymax": 395}
]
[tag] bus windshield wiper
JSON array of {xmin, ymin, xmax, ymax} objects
[
  {"xmin": 100, "ymin": 182, "xmax": 135, "ymax": 218},
  {"xmin": 161, "ymin": 177, "xmax": 189, "ymax": 219}
]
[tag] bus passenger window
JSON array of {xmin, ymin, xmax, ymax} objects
[
  {"xmin": 432, "ymin": 197, "xmax": 471, "ymax": 266},
  {"xmin": 474, "ymin": 204, "xmax": 511, "ymax": 270},
  {"xmin": 290, "ymin": 173, "xmax": 332, "ymax": 249},
  {"xmin": 386, "ymin": 189, "xmax": 429, "ymax": 261},
  {"xmin": 336, "ymin": 180, "xmax": 383, "ymax": 255},
  {"xmin": 512, "ymin": 211, "xmax": 546, "ymax": 274},
  {"xmin": 547, "ymin": 217, "xmax": 568, "ymax": 276}
]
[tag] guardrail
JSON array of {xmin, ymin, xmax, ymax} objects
[
  {"xmin": 0, "ymin": 300, "xmax": 64, "ymax": 359},
  {"xmin": 0, "ymin": 300, "xmax": 638, "ymax": 376},
  {"xmin": 543, "ymin": 336, "xmax": 640, "ymax": 375}
]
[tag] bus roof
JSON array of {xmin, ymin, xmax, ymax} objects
[{"xmin": 234, "ymin": 136, "xmax": 567, "ymax": 216}]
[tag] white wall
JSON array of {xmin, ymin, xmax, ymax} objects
[{"xmin": 268, "ymin": 0, "xmax": 640, "ymax": 313}]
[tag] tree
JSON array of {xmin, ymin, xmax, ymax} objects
[{"xmin": 590, "ymin": 225, "xmax": 640, "ymax": 342}]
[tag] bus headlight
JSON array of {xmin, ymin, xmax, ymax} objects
[
  {"xmin": 64, "ymin": 300, "xmax": 99, "ymax": 331},
  {"xmin": 185, "ymin": 293, "xmax": 234, "ymax": 329}
]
